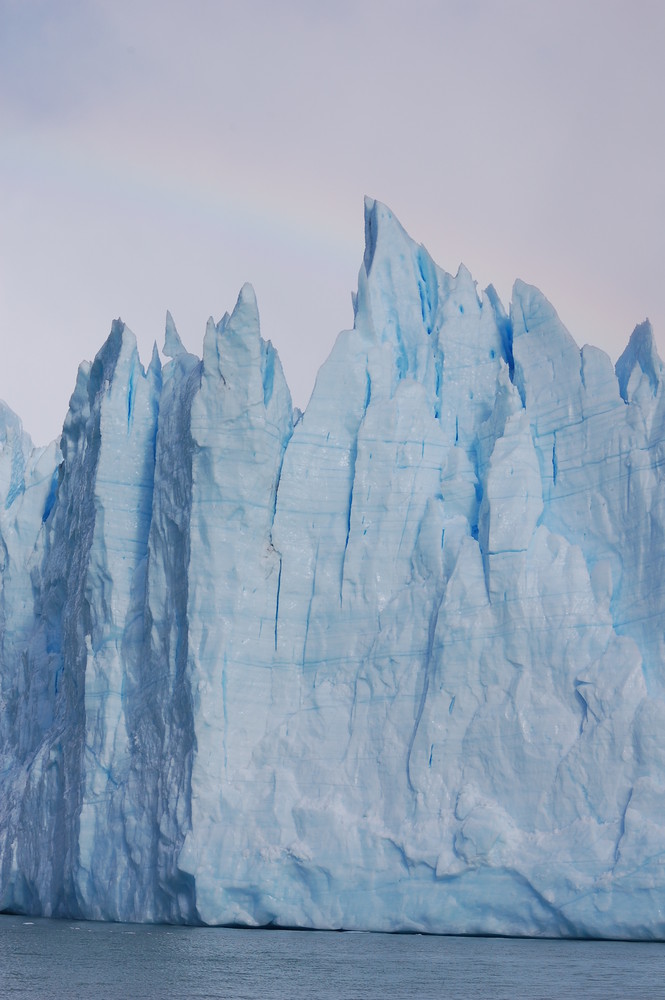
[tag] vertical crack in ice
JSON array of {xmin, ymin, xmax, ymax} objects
[
  {"xmin": 127, "ymin": 359, "xmax": 136, "ymax": 431},
  {"xmin": 267, "ymin": 397, "xmax": 293, "ymax": 651},
  {"xmin": 302, "ymin": 540, "xmax": 320, "ymax": 668},
  {"xmin": 274, "ymin": 554, "xmax": 282, "ymax": 652},
  {"xmin": 574, "ymin": 687, "xmax": 589, "ymax": 734},
  {"xmin": 614, "ymin": 786, "xmax": 633, "ymax": 864},
  {"xmin": 503, "ymin": 319, "xmax": 515, "ymax": 382},
  {"xmin": 434, "ymin": 351, "xmax": 443, "ymax": 420},
  {"xmin": 389, "ymin": 311, "xmax": 409, "ymax": 381},
  {"xmin": 552, "ymin": 433, "xmax": 558, "ymax": 486},
  {"xmin": 363, "ymin": 197, "xmax": 378, "ymax": 275},
  {"xmin": 625, "ymin": 455, "xmax": 632, "ymax": 512},
  {"xmin": 41, "ymin": 467, "xmax": 60, "ymax": 523},
  {"xmin": 340, "ymin": 369, "xmax": 371, "ymax": 603},
  {"xmin": 406, "ymin": 587, "xmax": 444, "ymax": 794},
  {"xmin": 261, "ymin": 342, "xmax": 275, "ymax": 407},
  {"xmin": 340, "ymin": 440, "xmax": 357, "ymax": 606},
  {"xmin": 486, "ymin": 284, "xmax": 514, "ymax": 381},
  {"xmin": 268, "ymin": 425, "xmax": 290, "ymax": 545},
  {"xmin": 415, "ymin": 248, "xmax": 438, "ymax": 337}
]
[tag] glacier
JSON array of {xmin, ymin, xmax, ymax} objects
[{"xmin": 1, "ymin": 198, "xmax": 665, "ymax": 938}]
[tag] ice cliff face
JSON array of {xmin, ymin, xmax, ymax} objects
[{"xmin": 1, "ymin": 199, "xmax": 665, "ymax": 938}]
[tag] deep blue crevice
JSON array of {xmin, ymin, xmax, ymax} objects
[
  {"xmin": 274, "ymin": 555, "xmax": 282, "ymax": 651},
  {"xmin": 340, "ymin": 438, "xmax": 358, "ymax": 603},
  {"xmin": 364, "ymin": 368, "xmax": 372, "ymax": 412},
  {"xmin": 416, "ymin": 248, "xmax": 438, "ymax": 336},
  {"xmin": 363, "ymin": 199, "xmax": 378, "ymax": 275},
  {"xmin": 552, "ymin": 435, "xmax": 558, "ymax": 486},
  {"xmin": 42, "ymin": 467, "xmax": 60, "ymax": 523},
  {"xmin": 574, "ymin": 681, "xmax": 599, "ymax": 734},
  {"xmin": 485, "ymin": 285, "xmax": 514, "ymax": 380},
  {"xmin": 393, "ymin": 315, "xmax": 409, "ymax": 380},
  {"xmin": 434, "ymin": 353, "xmax": 443, "ymax": 420},
  {"xmin": 127, "ymin": 362, "xmax": 136, "ymax": 431},
  {"xmin": 502, "ymin": 320, "xmax": 515, "ymax": 381},
  {"xmin": 262, "ymin": 343, "xmax": 275, "ymax": 407}
]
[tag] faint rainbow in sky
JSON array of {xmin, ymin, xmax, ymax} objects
[{"xmin": 6, "ymin": 126, "xmax": 361, "ymax": 268}]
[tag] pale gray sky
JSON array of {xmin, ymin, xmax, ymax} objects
[{"xmin": 2, "ymin": 0, "xmax": 664, "ymax": 444}]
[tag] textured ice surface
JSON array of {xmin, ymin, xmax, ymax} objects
[{"xmin": 1, "ymin": 200, "xmax": 665, "ymax": 938}]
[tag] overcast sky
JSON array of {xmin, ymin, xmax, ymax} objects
[{"xmin": 2, "ymin": 0, "xmax": 664, "ymax": 445}]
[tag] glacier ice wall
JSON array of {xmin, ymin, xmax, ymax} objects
[{"xmin": 1, "ymin": 199, "xmax": 665, "ymax": 938}]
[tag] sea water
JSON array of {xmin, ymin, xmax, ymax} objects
[{"xmin": 1, "ymin": 914, "xmax": 664, "ymax": 999}]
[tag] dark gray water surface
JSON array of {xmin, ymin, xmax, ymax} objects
[{"xmin": 1, "ymin": 915, "xmax": 664, "ymax": 999}]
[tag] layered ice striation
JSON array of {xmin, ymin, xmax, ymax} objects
[{"xmin": 1, "ymin": 200, "xmax": 665, "ymax": 938}]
